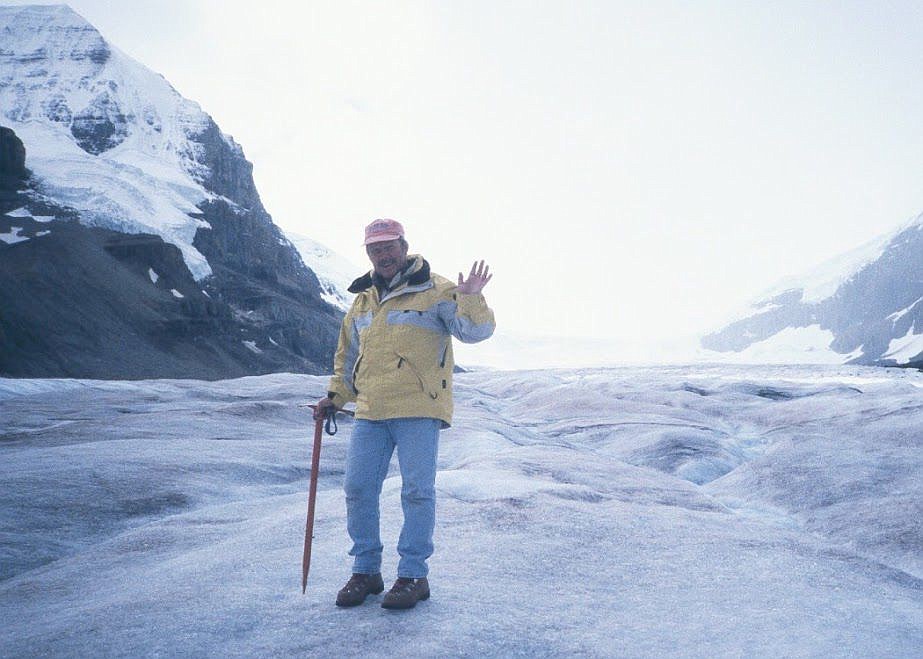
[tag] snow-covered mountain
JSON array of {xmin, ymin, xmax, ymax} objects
[
  {"xmin": 701, "ymin": 213, "xmax": 923, "ymax": 367},
  {"xmin": 0, "ymin": 4, "xmax": 342, "ymax": 378},
  {"xmin": 284, "ymin": 232, "xmax": 357, "ymax": 311}
]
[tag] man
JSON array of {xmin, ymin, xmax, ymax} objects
[{"xmin": 314, "ymin": 218, "xmax": 495, "ymax": 610}]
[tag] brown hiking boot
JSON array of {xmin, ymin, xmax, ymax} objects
[
  {"xmin": 381, "ymin": 577, "xmax": 430, "ymax": 609},
  {"xmin": 335, "ymin": 573, "xmax": 384, "ymax": 607}
]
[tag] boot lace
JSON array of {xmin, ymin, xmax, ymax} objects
[
  {"xmin": 391, "ymin": 578, "xmax": 416, "ymax": 593},
  {"xmin": 344, "ymin": 574, "xmax": 372, "ymax": 593}
]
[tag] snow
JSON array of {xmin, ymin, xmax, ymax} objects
[
  {"xmin": 455, "ymin": 330, "xmax": 701, "ymax": 370},
  {"xmin": 1, "ymin": 365, "xmax": 921, "ymax": 656},
  {"xmin": 0, "ymin": 5, "xmax": 224, "ymax": 280},
  {"xmin": 0, "ymin": 226, "xmax": 29, "ymax": 245},
  {"xmin": 698, "ymin": 324, "xmax": 863, "ymax": 365},
  {"xmin": 889, "ymin": 297, "xmax": 923, "ymax": 324},
  {"xmin": 10, "ymin": 120, "xmax": 213, "ymax": 280},
  {"xmin": 753, "ymin": 212, "xmax": 923, "ymax": 306},
  {"xmin": 750, "ymin": 301, "xmax": 782, "ymax": 313},
  {"xmin": 170, "ymin": 289, "xmax": 184, "ymax": 299},
  {"xmin": 243, "ymin": 340, "xmax": 262, "ymax": 354},
  {"xmin": 883, "ymin": 325, "xmax": 923, "ymax": 365},
  {"xmin": 433, "ymin": 464, "xmax": 574, "ymax": 502},
  {"xmin": 285, "ymin": 231, "xmax": 359, "ymax": 311},
  {"xmin": 5, "ymin": 208, "xmax": 58, "ymax": 223},
  {"xmin": 457, "ymin": 327, "xmax": 868, "ymax": 371},
  {"xmin": 34, "ymin": 230, "xmax": 51, "ymax": 237},
  {"xmin": 2, "ymin": 5, "xmax": 358, "ymax": 304},
  {"xmin": 148, "ymin": 268, "xmax": 159, "ymax": 284}
]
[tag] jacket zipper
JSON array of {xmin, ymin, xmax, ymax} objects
[
  {"xmin": 350, "ymin": 354, "xmax": 363, "ymax": 394},
  {"xmin": 398, "ymin": 354, "xmax": 438, "ymax": 400}
]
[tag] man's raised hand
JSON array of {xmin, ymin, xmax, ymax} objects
[{"xmin": 457, "ymin": 260, "xmax": 492, "ymax": 295}]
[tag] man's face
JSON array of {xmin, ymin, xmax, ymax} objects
[{"xmin": 366, "ymin": 239, "xmax": 408, "ymax": 280}]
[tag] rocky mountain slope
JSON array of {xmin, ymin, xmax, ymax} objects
[
  {"xmin": 701, "ymin": 214, "xmax": 923, "ymax": 368},
  {"xmin": 0, "ymin": 5, "xmax": 342, "ymax": 379}
]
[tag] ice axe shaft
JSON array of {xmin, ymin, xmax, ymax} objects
[
  {"xmin": 301, "ymin": 413, "xmax": 323, "ymax": 593},
  {"xmin": 300, "ymin": 404, "xmax": 347, "ymax": 593}
]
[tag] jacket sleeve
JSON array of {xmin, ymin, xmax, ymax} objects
[
  {"xmin": 327, "ymin": 308, "xmax": 359, "ymax": 407},
  {"xmin": 439, "ymin": 290, "xmax": 496, "ymax": 344}
]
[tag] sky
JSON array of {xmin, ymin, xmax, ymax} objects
[{"xmin": 7, "ymin": 0, "xmax": 923, "ymax": 354}]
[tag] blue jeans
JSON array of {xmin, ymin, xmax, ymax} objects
[{"xmin": 344, "ymin": 417, "xmax": 441, "ymax": 579}]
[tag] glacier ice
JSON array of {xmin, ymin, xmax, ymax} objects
[{"xmin": 1, "ymin": 364, "xmax": 921, "ymax": 656}]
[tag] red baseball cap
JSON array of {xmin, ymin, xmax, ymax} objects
[{"xmin": 363, "ymin": 218, "xmax": 405, "ymax": 245}]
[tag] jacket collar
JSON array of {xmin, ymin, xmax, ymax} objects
[{"xmin": 348, "ymin": 255, "xmax": 431, "ymax": 294}]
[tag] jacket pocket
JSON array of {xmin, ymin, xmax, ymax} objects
[
  {"xmin": 439, "ymin": 341, "xmax": 448, "ymax": 368},
  {"xmin": 397, "ymin": 353, "xmax": 438, "ymax": 400}
]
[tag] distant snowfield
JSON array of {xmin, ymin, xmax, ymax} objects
[
  {"xmin": 454, "ymin": 328, "xmax": 867, "ymax": 370},
  {"xmin": 740, "ymin": 212, "xmax": 923, "ymax": 311},
  {"xmin": 699, "ymin": 324, "xmax": 865, "ymax": 366},
  {"xmin": 1, "ymin": 365, "xmax": 921, "ymax": 657},
  {"xmin": 885, "ymin": 325, "xmax": 923, "ymax": 365}
]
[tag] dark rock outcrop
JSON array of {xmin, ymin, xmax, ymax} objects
[
  {"xmin": 0, "ymin": 213, "xmax": 339, "ymax": 379},
  {"xmin": 185, "ymin": 118, "xmax": 262, "ymax": 211},
  {"xmin": 70, "ymin": 90, "xmax": 130, "ymax": 155},
  {"xmin": 0, "ymin": 125, "xmax": 340, "ymax": 379},
  {"xmin": 193, "ymin": 197, "xmax": 341, "ymax": 376},
  {"xmin": 0, "ymin": 126, "xmax": 28, "ymax": 184}
]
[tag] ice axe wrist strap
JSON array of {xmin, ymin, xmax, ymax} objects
[{"xmin": 324, "ymin": 407, "xmax": 337, "ymax": 436}]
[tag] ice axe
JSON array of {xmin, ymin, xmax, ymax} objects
[{"xmin": 300, "ymin": 403, "xmax": 352, "ymax": 593}]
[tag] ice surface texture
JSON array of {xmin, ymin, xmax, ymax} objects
[{"xmin": 1, "ymin": 365, "xmax": 921, "ymax": 657}]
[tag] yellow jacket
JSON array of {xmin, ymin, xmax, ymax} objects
[{"xmin": 327, "ymin": 255, "xmax": 495, "ymax": 427}]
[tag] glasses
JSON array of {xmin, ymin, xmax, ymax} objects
[{"xmin": 367, "ymin": 242, "xmax": 402, "ymax": 257}]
